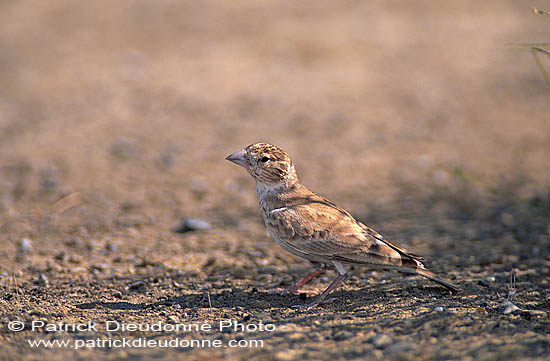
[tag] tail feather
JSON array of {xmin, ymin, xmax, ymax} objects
[
  {"xmin": 414, "ymin": 266, "xmax": 459, "ymax": 293},
  {"xmin": 378, "ymin": 237, "xmax": 459, "ymax": 293},
  {"xmin": 337, "ymin": 228, "xmax": 459, "ymax": 293}
]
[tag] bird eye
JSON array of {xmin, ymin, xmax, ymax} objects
[{"xmin": 260, "ymin": 156, "xmax": 270, "ymax": 163}]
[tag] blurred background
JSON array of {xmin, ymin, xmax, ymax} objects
[{"xmin": 0, "ymin": 0, "xmax": 548, "ymax": 277}]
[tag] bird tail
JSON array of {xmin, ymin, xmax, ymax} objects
[
  {"xmin": 414, "ymin": 266, "xmax": 459, "ymax": 293},
  {"xmin": 380, "ymin": 237, "xmax": 459, "ymax": 293}
]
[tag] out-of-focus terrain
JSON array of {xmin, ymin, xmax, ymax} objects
[{"xmin": 0, "ymin": 1, "xmax": 549, "ymax": 360}]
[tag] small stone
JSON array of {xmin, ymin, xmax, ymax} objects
[
  {"xmin": 253, "ymin": 312, "xmax": 271, "ymax": 321},
  {"xmin": 65, "ymin": 238, "xmax": 83, "ymax": 247},
  {"xmin": 38, "ymin": 274, "xmax": 49, "ymax": 287},
  {"xmin": 476, "ymin": 307, "xmax": 487, "ymax": 316},
  {"xmin": 498, "ymin": 299, "xmax": 519, "ymax": 314},
  {"xmin": 91, "ymin": 263, "xmax": 108, "ymax": 272},
  {"xmin": 388, "ymin": 342, "xmax": 414, "ymax": 354},
  {"xmin": 157, "ymin": 146, "xmax": 179, "ymax": 169},
  {"xmin": 278, "ymin": 323, "xmax": 299, "ymax": 333},
  {"xmin": 288, "ymin": 332, "xmax": 307, "ymax": 342},
  {"xmin": 274, "ymin": 350, "xmax": 301, "ymax": 361},
  {"xmin": 69, "ymin": 267, "xmax": 87, "ymax": 273},
  {"xmin": 189, "ymin": 178, "xmax": 208, "ymax": 199},
  {"xmin": 17, "ymin": 238, "xmax": 33, "ymax": 254},
  {"xmin": 371, "ymin": 334, "xmax": 392, "ymax": 349},
  {"xmin": 334, "ymin": 330, "xmax": 354, "ymax": 341},
  {"xmin": 173, "ymin": 218, "xmax": 212, "ymax": 233},
  {"xmin": 85, "ymin": 240, "xmax": 98, "ymax": 251},
  {"xmin": 433, "ymin": 306, "xmax": 444, "ymax": 312},
  {"xmin": 478, "ymin": 279, "xmax": 489, "ymax": 287},
  {"xmin": 202, "ymin": 257, "xmax": 216, "ymax": 269},
  {"xmin": 167, "ymin": 315, "xmax": 179, "ymax": 323},
  {"xmin": 110, "ymin": 138, "xmax": 141, "ymax": 160},
  {"xmin": 105, "ymin": 243, "xmax": 117, "ymax": 252},
  {"xmin": 129, "ymin": 281, "xmax": 145, "ymax": 290},
  {"xmin": 233, "ymin": 268, "xmax": 248, "ymax": 279},
  {"xmin": 39, "ymin": 167, "xmax": 59, "ymax": 191},
  {"xmin": 68, "ymin": 255, "xmax": 82, "ymax": 264}
]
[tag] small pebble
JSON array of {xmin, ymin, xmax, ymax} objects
[
  {"xmin": 274, "ymin": 350, "xmax": 301, "ymax": 361},
  {"xmin": 18, "ymin": 238, "xmax": 33, "ymax": 254},
  {"xmin": 371, "ymin": 334, "xmax": 392, "ymax": 349},
  {"xmin": 110, "ymin": 138, "xmax": 141, "ymax": 160},
  {"xmin": 129, "ymin": 281, "xmax": 145, "ymax": 290},
  {"xmin": 65, "ymin": 238, "xmax": 83, "ymax": 247},
  {"xmin": 85, "ymin": 240, "xmax": 98, "ymax": 251},
  {"xmin": 253, "ymin": 312, "xmax": 271, "ymax": 321},
  {"xmin": 39, "ymin": 167, "xmax": 59, "ymax": 191},
  {"xmin": 167, "ymin": 315, "xmax": 179, "ymax": 323},
  {"xmin": 478, "ymin": 279, "xmax": 489, "ymax": 287},
  {"xmin": 334, "ymin": 330, "xmax": 354, "ymax": 341},
  {"xmin": 388, "ymin": 342, "xmax": 414, "ymax": 354},
  {"xmin": 498, "ymin": 299, "xmax": 519, "ymax": 314},
  {"xmin": 91, "ymin": 263, "xmax": 108, "ymax": 272},
  {"xmin": 38, "ymin": 274, "xmax": 49, "ymax": 287},
  {"xmin": 173, "ymin": 218, "xmax": 212, "ymax": 233},
  {"xmin": 105, "ymin": 243, "xmax": 117, "ymax": 252},
  {"xmin": 288, "ymin": 332, "xmax": 307, "ymax": 342},
  {"xmin": 476, "ymin": 307, "xmax": 487, "ymax": 316}
]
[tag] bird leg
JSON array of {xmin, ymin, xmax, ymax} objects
[
  {"xmin": 288, "ymin": 264, "xmax": 327, "ymax": 294},
  {"xmin": 269, "ymin": 264, "xmax": 327, "ymax": 296},
  {"xmin": 302, "ymin": 273, "xmax": 348, "ymax": 310},
  {"xmin": 294, "ymin": 261, "xmax": 349, "ymax": 309}
]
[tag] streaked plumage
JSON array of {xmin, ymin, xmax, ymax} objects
[{"xmin": 226, "ymin": 142, "xmax": 458, "ymax": 309}]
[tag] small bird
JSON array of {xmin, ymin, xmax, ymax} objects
[{"xmin": 226, "ymin": 143, "xmax": 458, "ymax": 309}]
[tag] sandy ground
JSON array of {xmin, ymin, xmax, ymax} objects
[{"xmin": 0, "ymin": 0, "xmax": 549, "ymax": 360}]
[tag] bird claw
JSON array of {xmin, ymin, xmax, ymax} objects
[{"xmin": 291, "ymin": 303, "xmax": 322, "ymax": 311}]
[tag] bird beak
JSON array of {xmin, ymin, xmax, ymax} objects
[{"xmin": 225, "ymin": 149, "xmax": 248, "ymax": 168}]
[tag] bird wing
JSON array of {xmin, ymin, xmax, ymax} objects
[
  {"xmin": 264, "ymin": 190, "xmax": 459, "ymax": 293},
  {"xmin": 265, "ymin": 196, "xmax": 417, "ymax": 268}
]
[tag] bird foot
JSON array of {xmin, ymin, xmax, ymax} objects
[{"xmin": 291, "ymin": 297, "xmax": 337, "ymax": 310}]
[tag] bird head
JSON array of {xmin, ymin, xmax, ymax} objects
[{"xmin": 226, "ymin": 143, "xmax": 298, "ymax": 186}]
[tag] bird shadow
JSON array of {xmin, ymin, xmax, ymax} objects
[{"xmin": 74, "ymin": 280, "xmax": 460, "ymax": 314}]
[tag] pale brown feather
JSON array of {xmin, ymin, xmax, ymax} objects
[
  {"xmin": 263, "ymin": 183, "xmax": 458, "ymax": 292},
  {"xmin": 227, "ymin": 142, "xmax": 459, "ymax": 295}
]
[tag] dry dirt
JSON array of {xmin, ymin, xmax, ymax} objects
[{"xmin": 1, "ymin": 1, "xmax": 549, "ymax": 360}]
